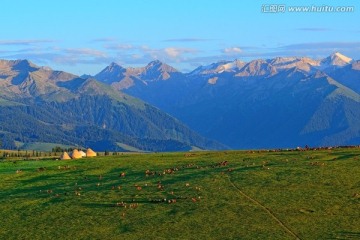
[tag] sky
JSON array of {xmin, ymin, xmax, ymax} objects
[{"xmin": 0, "ymin": 0, "xmax": 359, "ymax": 75}]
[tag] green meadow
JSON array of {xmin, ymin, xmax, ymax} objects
[{"xmin": 0, "ymin": 149, "xmax": 359, "ymax": 239}]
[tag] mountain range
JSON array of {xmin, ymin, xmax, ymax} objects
[
  {"xmin": 1, "ymin": 52, "xmax": 359, "ymax": 151},
  {"xmin": 94, "ymin": 52, "xmax": 360, "ymax": 149},
  {"xmin": 0, "ymin": 60, "xmax": 224, "ymax": 151}
]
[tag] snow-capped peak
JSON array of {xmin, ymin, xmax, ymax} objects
[
  {"xmin": 219, "ymin": 59, "xmax": 246, "ymax": 72},
  {"xmin": 189, "ymin": 59, "xmax": 245, "ymax": 76},
  {"xmin": 332, "ymin": 52, "xmax": 352, "ymax": 63},
  {"xmin": 321, "ymin": 52, "xmax": 353, "ymax": 67}
]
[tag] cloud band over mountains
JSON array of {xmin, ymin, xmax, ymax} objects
[{"xmin": 0, "ymin": 38, "xmax": 359, "ymax": 74}]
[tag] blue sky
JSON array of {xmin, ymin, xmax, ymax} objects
[{"xmin": 0, "ymin": 0, "xmax": 359, "ymax": 75}]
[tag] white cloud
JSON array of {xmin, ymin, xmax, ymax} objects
[
  {"xmin": 165, "ymin": 47, "xmax": 181, "ymax": 57},
  {"xmin": 164, "ymin": 47, "xmax": 197, "ymax": 58},
  {"xmin": 222, "ymin": 47, "xmax": 242, "ymax": 54},
  {"xmin": 104, "ymin": 44, "xmax": 134, "ymax": 50},
  {"xmin": 64, "ymin": 48, "xmax": 107, "ymax": 57},
  {"xmin": 0, "ymin": 39, "xmax": 54, "ymax": 46},
  {"xmin": 131, "ymin": 54, "xmax": 141, "ymax": 59}
]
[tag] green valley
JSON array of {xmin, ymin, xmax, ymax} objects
[{"xmin": 0, "ymin": 148, "xmax": 359, "ymax": 239}]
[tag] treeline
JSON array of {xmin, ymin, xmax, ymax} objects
[
  {"xmin": 0, "ymin": 95, "xmax": 216, "ymax": 152},
  {"xmin": 51, "ymin": 146, "xmax": 76, "ymax": 153},
  {"xmin": 0, "ymin": 150, "xmax": 57, "ymax": 159}
]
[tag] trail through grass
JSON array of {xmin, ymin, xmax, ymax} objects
[{"xmin": 0, "ymin": 149, "xmax": 359, "ymax": 239}]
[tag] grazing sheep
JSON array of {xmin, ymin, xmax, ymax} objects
[
  {"xmin": 168, "ymin": 199, "xmax": 177, "ymax": 204},
  {"xmin": 310, "ymin": 162, "xmax": 326, "ymax": 166},
  {"xmin": 129, "ymin": 203, "xmax": 138, "ymax": 209},
  {"xmin": 115, "ymin": 202, "xmax": 126, "ymax": 207}
]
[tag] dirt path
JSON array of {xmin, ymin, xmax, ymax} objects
[{"xmin": 227, "ymin": 175, "xmax": 301, "ymax": 240}]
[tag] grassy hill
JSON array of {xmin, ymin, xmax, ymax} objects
[
  {"xmin": 0, "ymin": 148, "xmax": 359, "ymax": 239},
  {"xmin": 0, "ymin": 59, "xmax": 225, "ymax": 152},
  {"xmin": 98, "ymin": 57, "xmax": 360, "ymax": 149}
]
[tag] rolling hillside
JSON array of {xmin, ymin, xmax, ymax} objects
[
  {"xmin": 0, "ymin": 60, "xmax": 225, "ymax": 151},
  {"xmin": 94, "ymin": 53, "xmax": 360, "ymax": 149}
]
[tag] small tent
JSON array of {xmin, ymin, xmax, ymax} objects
[
  {"xmin": 86, "ymin": 148, "xmax": 97, "ymax": 157},
  {"xmin": 70, "ymin": 149, "xmax": 82, "ymax": 159},
  {"xmin": 60, "ymin": 151, "xmax": 71, "ymax": 160},
  {"xmin": 79, "ymin": 150, "xmax": 86, "ymax": 157}
]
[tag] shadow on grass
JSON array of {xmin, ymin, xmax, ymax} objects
[
  {"xmin": 331, "ymin": 231, "xmax": 360, "ymax": 239},
  {"xmin": 326, "ymin": 153, "xmax": 359, "ymax": 161}
]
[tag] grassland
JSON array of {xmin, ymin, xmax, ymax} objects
[{"xmin": 0, "ymin": 148, "xmax": 359, "ymax": 239}]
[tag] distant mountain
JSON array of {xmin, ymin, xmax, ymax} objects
[
  {"xmin": 320, "ymin": 52, "xmax": 353, "ymax": 68},
  {"xmin": 325, "ymin": 60, "xmax": 360, "ymax": 94},
  {"xmin": 189, "ymin": 60, "xmax": 246, "ymax": 76},
  {"xmin": 0, "ymin": 59, "xmax": 225, "ymax": 151},
  {"xmin": 94, "ymin": 62, "xmax": 127, "ymax": 84},
  {"xmin": 94, "ymin": 52, "xmax": 360, "ymax": 149},
  {"xmin": 95, "ymin": 60, "xmax": 183, "ymax": 91},
  {"xmin": 139, "ymin": 60, "xmax": 179, "ymax": 81}
]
